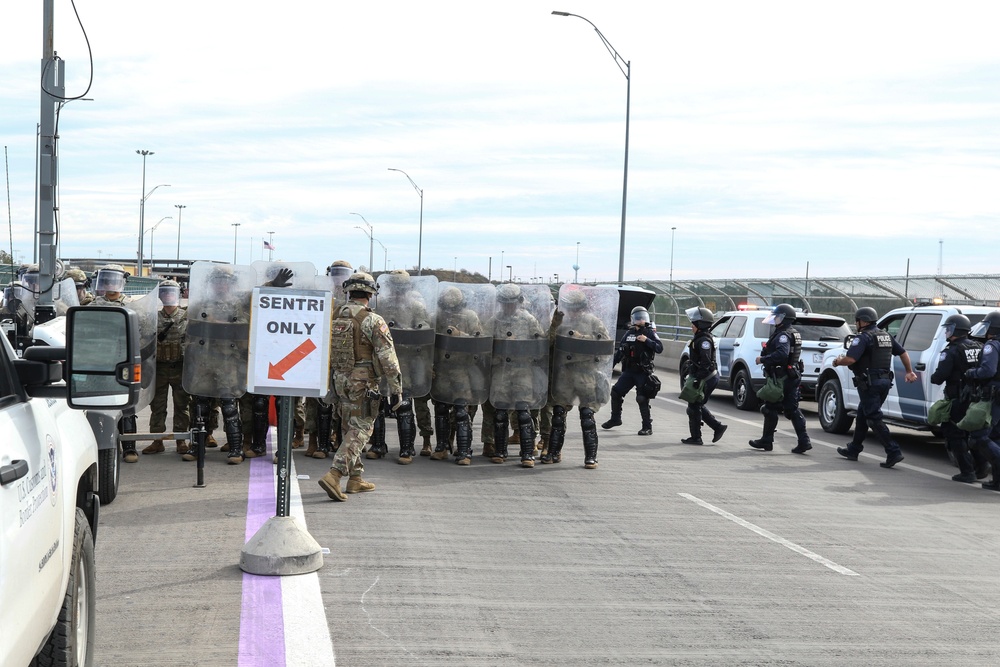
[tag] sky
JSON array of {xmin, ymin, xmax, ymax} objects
[{"xmin": 2, "ymin": 1, "xmax": 999, "ymax": 284}]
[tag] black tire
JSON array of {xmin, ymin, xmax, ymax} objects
[
  {"xmin": 732, "ymin": 368, "xmax": 759, "ymax": 411},
  {"xmin": 35, "ymin": 508, "xmax": 96, "ymax": 667},
  {"xmin": 818, "ymin": 378, "xmax": 853, "ymax": 434},
  {"xmin": 98, "ymin": 445, "xmax": 119, "ymax": 505}
]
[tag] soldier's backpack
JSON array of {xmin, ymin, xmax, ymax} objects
[{"xmin": 329, "ymin": 305, "xmax": 373, "ymax": 373}]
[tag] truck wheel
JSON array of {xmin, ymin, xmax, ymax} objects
[
  {"xmin": 98, "ymin": 445, "xmax": 120, "ymax": 505},
  {"xmin": 732, "ymin": 369, "xmax": 759, "ymax": 411},
  {"xmin": 818, "ymin": 379, "xmax": 853, "ymax": 434},
  {"xmin": 36, "ymin": 508, "xmax": 96, "ymax": 667}
]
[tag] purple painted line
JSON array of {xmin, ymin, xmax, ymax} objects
[{"xmin": 239, "ymin": 430, "xmax": 286, "ymax": 667}]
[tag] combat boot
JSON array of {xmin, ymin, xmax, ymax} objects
[
  {"xmin": 748, "ymin": 439, "xmax": 773, "ymax": 451},
  {"xmin": 292, "ymin": 425, "xmax": 304, "ymax": 449},
  {"xmin": 142, "ymin": 439, "xmax": 165, "ymax": 455},
  {"xmin": 318, "ymin": 469, "xmax": 347, "ymax": 501},
  {"xmin": 681, "ymin": 436, "xmax": 703, "ymax": 445},
  {"xmin": 243, "ymin": 445, "xmax": 262, "ymax": 459},
  {"xmin": 346, "ymin": 475, "xmax": 375, "ymax": 494},
  {"xmin": 420, "ymin": 434, "xmax": 433, "ymax": 456},
  {"xmin": 305, "ymin": 432, "xmax": 318, "ymax": 457},
  {"xmin": 122, "ymin": 442, "xmax": 139, "ymax": 464},
  {"xmin": 482, "ymin": 442, "xmax": 495, "ymax": 458},
  {"xmin": 227, "ymin": 450, "xmax": 243, "ymax": 465},
  {"xmin": 176, "ymin": 440, "xmax": 189, "ymax": 455},
  {"xmin": 205, "ymin": 433, "xmax": 218, "ymax": 448},
  {"xmin": 711, "ymin": 424, "xmax": 728, "ymax": 443}
]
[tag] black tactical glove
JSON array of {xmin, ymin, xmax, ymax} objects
[{"xmin": 270, "ymin": 268, "xmax": 293, "ymax": 288}]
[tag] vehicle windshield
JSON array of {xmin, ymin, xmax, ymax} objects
[{"xmin": 753, "ymin": 317, "xmax": 850, "ymax": 341}]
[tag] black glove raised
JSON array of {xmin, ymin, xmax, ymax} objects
[{"xmin": 270, "ymin": 267, "xmax": 293, "ymax": 288}]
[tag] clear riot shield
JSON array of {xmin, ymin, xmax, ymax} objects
[
  {"xmin": 311, "ymin": 267, "xmax": 354, "ymax": 311},
  {"xmin": 550, "ymin": 284, "xmax": 618, "ymax": 409},
  {"xmin": 374, "ymin": 273, "xmax": 438, "ymax": 398},
  {"xmin": 429, "ymin": 282, "xmax": 496, "ymax": 406},
  {"xmin": 52, "ymin": 277, "xmax": 80, "ymax": 316},
  {"xmin": 251, "ymin": 260, "xmax": 317, "ymax": 290},
  {"xmin": 123, "ymin": 287, "xmax": 160, "ymax": 411},
  {"xmin": 182, "ymin": 262, "xmax": 257, "ymax": 399},
  {"xmin": 489, "ymin": 284, "xmax": 552, "ymax": 410}
]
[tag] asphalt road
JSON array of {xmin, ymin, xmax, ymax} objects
[{"xmin": 92, "ymin": 382, "xmax": 1000, "ymax": 666}]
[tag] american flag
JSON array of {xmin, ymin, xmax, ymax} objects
[{"xmin": 263, "ymin": 240, "xmax": 275, "ymax": 251}]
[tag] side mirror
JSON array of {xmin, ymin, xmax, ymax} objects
[
  {"xmin": 843, "ymin": 334, "xmax": 857, "ymax": 350},
  {"xmin": 66, "ymin": 306, "xmax": 142, "ymax": 409}
]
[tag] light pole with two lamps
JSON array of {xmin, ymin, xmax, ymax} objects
[
  {"xmin": 552, "ymin": 11, "xmax": 630, "ymax": 285},
  {"xmin": 388, "ymin": 168, "xmax": 423, "ymax": 275},
  {"xmin": 350, "ymin": 212, "xmax": 374, "ymax": 271},
  {"xmin": 136, "ymin": 149, "xmax": 170, "ymax": 276},
  {"xmin": 146, "ymin": 216, "xmax": 172, "ymax": 271}
]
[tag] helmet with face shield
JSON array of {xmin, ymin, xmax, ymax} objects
[{"xmin": 763, "ymin": 303, "xmax": 796, "ymax": 326}]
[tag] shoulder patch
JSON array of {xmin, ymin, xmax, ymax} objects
[
  {"xmin": 849, "ymin": 337, "xmax": 861, "ymax": 346},
  {"xmin": 778, "ymin": 334, "xmax": 788, "ymax": 343},
  {"xmin": 985, "ymin": 345, "xmax": 996, "ymax": 356},
  {"xmin": 939, "ymin": 351, "xmax": 948, "ymax": 362},
  {"xmin": 700, "ymin": 340, "xmax": 711, "ymax": 349}
]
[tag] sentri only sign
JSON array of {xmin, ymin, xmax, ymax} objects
[{"xmin": 247, "ymin": 287, "xmax": 332, "ymax": 397}]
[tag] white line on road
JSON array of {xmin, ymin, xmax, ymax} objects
[{"xmin": 678, "ymin": 492, "xmax": 860, "ymax": 576}]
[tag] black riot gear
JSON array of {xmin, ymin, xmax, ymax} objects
[
  {"xmin": 943, "ymin": 314, "xmax": 972, "ymax": 339},
  {"xmin": 854, "ymin": 307, "xmax": 878, "ymax": 324},
  {"xmin": 685, "ymin": 306, "xmax": 714, "ymax": 331},
  {"xmin": 970, "ymin": 311, "xmax": 1000, "ymax": 339},
  {"xmin": 763, "ymin": 303, "xmax": 797, "ymax": 326}
]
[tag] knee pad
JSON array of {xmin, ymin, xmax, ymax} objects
[
  {"xmin": 783, "ymin": 407, "xmax": 801, "ymax": 421},
  {"xmin": 579, "ymin": 406, "xmax": 596, "ymax": 431},
  {"xmin": 552, "ymin": 405, "xmax": 568, "ymax": 430}
]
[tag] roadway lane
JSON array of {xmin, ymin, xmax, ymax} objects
[{"xmin": 93, "ymin": 384, "xmax": 999, "ymax": 666}]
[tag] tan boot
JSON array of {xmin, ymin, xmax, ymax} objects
[
  {"xmin": 304, "ymin": 433, "xmax": 318, "ymax": 457},
  {"xmin": 243, "ymin": 445, "xmax": 260, "ymax": 459},
  {"xmin": 176, "ymin": 440, "xmax": 189, "ymax": 455},
  {"xmin": 318, "ymin": 469, "xmax": 347, "ymax": 501},
  {"xmin": 181, "ymin": 446, "xmax": 197, "ymax": 462},
  {"xmin": 429, "ymin": 448, "xmax": 450, "ymax": 461},
  {"xmin": 292, "ymin": 425, "xmax": 305, "ymax": 449},
  {"xmin": 538, "ymin": 437, "xmax": 548, "ymax": 458},
  {"xmin": 482, "ymin": 442, "xmax": 495, "ymax": 458},
  {"xmin": 206, "ymin": 433, "xmax": 218, "ymax": 448},
  {"xmin": 419, "ymin": 435, "xmax": 433, "ymax": 456},
  {"xmin": 220, "ymin": 441, "xmax": 230, "ymax": 452},
  {"xmin": 346, "ymin": 475, "xmax": 375, "ymax": 494},
  {"xmin": 142, "ymin": 439, "xmax": 165, "ymax": 455},
  {"xmin": 509, "ymin": 431, "xmax": 520, "ymax": 445}
]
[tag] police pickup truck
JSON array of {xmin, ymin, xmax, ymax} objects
[
  {"xmin": 1, "ymin": 306, "xmax": 140, "ymax": 667},
  {"xmin": 816, "ymin": 305, "xmax": 994, "ymax": 437}
]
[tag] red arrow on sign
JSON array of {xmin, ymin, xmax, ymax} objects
[{"xmin": 268, "ymin": 339, "xmax": 318, "ymax": 380}]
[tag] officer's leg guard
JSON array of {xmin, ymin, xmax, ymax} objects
[
  {"xmin": 750, "ymin": 407, "xmax": 779, "ymax": 449},
  {"xmin": 517, "ymin": 408, "xmax": 536, "ymax": 467},
  {"xmin": 310, "ymin": 403, "xmax": 333, "ymax": 459},
  {"xmin": 248, "ymin": 394, "xmax": 269, "ymax": 457},
  {"xmin": 601, "ymin": 391, "xmax": 623, "ymax": 429},
  {"xmin": 221, "ymin": 399, "xmax": 244, "ymax": 464},
  {"xmin": 785, "ymin": 406, "xmax": 811, "ymax": 448},
  {"xmin": 119, "ymin": 412, "xmax": 139, "ymax": 463},
  {"xmin": 637, "ymin": 394, "xmax": 652, "ymax": 435},
  {"xmin": 454, "ymin": 404, "xmax": 473, "ymax": 465},
  {"xmin": 541, "ymin": 405, "xmax": 567, "ymax": 464},
  {"xmin": 684, "ymin": 403, "xmax": 704, "ymax": 444},
  {"xmin": 366, "ymin": 405, "xmax": 388, "ymax": 459},
  {"xmin": 581, "ymin": 407, "xmax": 599, "ymax": 469},
  {"xmin": 431, "ymin": 402, "xmax": 452, "ymax": 460},
  {"xmin": 396, "ymin": 399, "xmax": 417, "ymax": 463},
  {"xmin": 492, "ymin": 406, "xmax": 509, "ymax": 463}
]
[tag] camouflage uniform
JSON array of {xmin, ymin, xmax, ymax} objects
[{"xmin": 145, "ymin": 304, "xmax": 190, "ymax": 454}]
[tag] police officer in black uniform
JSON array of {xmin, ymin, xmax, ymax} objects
[
  {"xmin": 966, "ymin": 311, "xmax": 1000, "ymax": 491},
  {"xmin": 681, "ymin": 307, "xmax": 727, "ymax": 445},
  {"xmin": 833, "ymin": 306, "xmax": 917, "ymax": 468},
  {"xmin": 930, "ymin": 314, "xmax": 986, "ymax": 482},
  {"xmin": 749, "ymin": 304, "xmax": 812, "ymax": 454},
  {"xmin": 602, "ymin": 306, "xmax": 663, "ymax": 436}
]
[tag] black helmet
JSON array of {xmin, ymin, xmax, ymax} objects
[
  {"xmin": 942, "ymin": 313, "xmax": 972, "ymax": 338},
  {"xmin": 970, "ymin": 311, "xmax": 1000, "ymax": 339},
  {"xmin": 763, "ymin": 303, "xmax": 796, "ymax": 326},
  {"xmin": 630, "ymin": 306, "xmax": 650, "ymax": 325},
  {"xmin": 854, "ymin": 307, "xmax": 878, "ymax": 324},
  {"xmin": 685, "ymin": 306, "xmax": 714, "ymax": 330}
]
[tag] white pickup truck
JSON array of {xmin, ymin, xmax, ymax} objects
[
  {"xmin": 815, "ymin": 305, "xmax": 994, "ymax": 439},
  {"xmin": 1, "ymin": 307, "xmax": 140, "ymax": 667}
]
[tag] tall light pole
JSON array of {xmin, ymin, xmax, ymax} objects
[
  {"xmin": 552, "ymin": 11, "xmax": 630, "ymax": 285},
  {"xmin": 136, "ymin": 149, "xmax": 153, "ymax": 274},
  {"xmin": 375, "ymin": 238, "xmax": 388, "ymax": 272},
  {"xmin": 506, "ymin": 265, "xmax": 513, "ymax": 282},
  {"xmin": 174, "ymin": 204, "xmax": 186, "ymax": 261},
  {"xmin": 669, "ymin": 226, "xmax": 676, "ymax": 291},
  {"xmin": 267, "ymin": 231, "xmax": 275, "ymax": 261},
  {"xmin": 350, "ymin": 212, "xmax": 374, "ymax": 271},
  {"xmin": 231, "ymin": 223, "xmax": 240, "ymax": 264},
  {"xmin": 500, "ymin": 250, "xmax": 504, "ymax": 281},
  {"xmin": 147, "ymin": 216, "xmax": 172, "ymax": 270},
  {"xmin": 573, "ymin": 241, "xmax": 581, "ymax": 283},
  {"xmin": 388, "ymin": 168, "xmax": 423, "ymax": 275}
]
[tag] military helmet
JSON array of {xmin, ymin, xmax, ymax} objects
[
  {"xmin": 158, "ymin": 279, "xmax": 181, "ymax": 306},
  {"xmin": 95, "ymin": 264, "xmax": 129, "ymax": 294},
  {"xmin": 388, "ymin": 268, "xmax": 410, "ymax": 282},
  {"xmin": 438, "ymin": 286, "xmax": 465, "ymax": 310},
  {"xmin": 631, "ymin": 306, "xmax": 651, "ymax": 325},
  {"xmin": 970, "ymin": 311, "xmax": 1000, "ymax": 339},
  {"xmin": 685, "ymin": 306, "xmax": 714, "ymax": 330},
  {"xmin": 561, "ymin": 289, "xmax": 588, "ymax": 311},
  {"xmin": 763, "ymin": 303, "xmax": 796, "ymax": 326},
  {"xmin": 497, "ymin": 283, "xmax": 523, "ymax": 304},
  {"xmin": 326, "ymin": 259, "xmax": 353, "ymax": 276},
  {"xmin": 854, "ymin": 307, "xmax": 878, "ymax": 324},
  {"xmin": 65, "ymin": 268, "xmax": 90, "ymax": 288},
  {"xmin": 344, "ymin": 271, "xmax": 378, "ymax": 296},
  {"xmin": 942, "ymin": 313, "xmax": 972, "ymax": 338}
]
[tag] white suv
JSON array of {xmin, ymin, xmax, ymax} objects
[
  {"xmin": 1, "ymin": 307, "xmax": 139, "ymax": 667},
  {"xmin": 816, "ymin": 304, "xmax": 994, "ymax": 436},
  {"xmin": 680, "ymin": 308, "xmax": 851, "ymax": 410}
]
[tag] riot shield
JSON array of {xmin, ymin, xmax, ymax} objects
[
  {"xmin": 251, "ymin": 260, "xmax": 317, "ymax": 290},
  {"xmin": 182, "ymin": 262, "xmax": 257, "ymax": 399},
  {"xmin": 550, "ymin": 284, "xmax": 618, "ymax": 409},
  {"xmin": 52, "ymin": 277, "xmax": 80, "ymax": 316},
  {"xmin": 374, "ymin": 273, "xmax": 438, "ymax": 398},
  {"xmin": 310, "ymin": 268, "xmax": 354, "ymax": 310},
  {"xmin": 123, "ymin": 287, "xmax": 160, "ymax": 411},
  {"xmin": 429, "ymin": 282, "xmax": 496, "ymax": 406},
  {"xmin": 489, "ymin": 284, "xmax": 552, "ymax": 410}
]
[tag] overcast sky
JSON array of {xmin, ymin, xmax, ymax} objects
[{"xmin": 2, "ymin": 1, "xmax": 998, "ymax": 283}]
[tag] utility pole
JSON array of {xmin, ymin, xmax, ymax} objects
[{"xmin": 35, "ymin": 0, "xmax": 62, "ymax": 320}]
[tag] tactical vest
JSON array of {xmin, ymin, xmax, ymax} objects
[
  {"xmin": 852, "ymin": 327, "xmax": 893, "ymax": 375},
  {"xmin": 946, "ymin": 337, "xmax": 982, "ymax": 385},
  {"xmin": 622, "ymin": 324, "xmax": 656, "ymax": 370},
  {"xmin": 986, "ymin": 339, "xmax": 1000, "ymax": 383},
  {"xmin": 765, "ymin": 326, "xmax": 801, "ymax": 369},
  {"xmin": 687, "ymin": 330, "xmax": 717, "ymax": 377},
  {"xmin": 329, "ymin": 302, "xmax": 375, "ymax": 373}
]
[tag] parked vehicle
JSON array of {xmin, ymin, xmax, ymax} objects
[
  {"xmin": 816, "ymin": 304, "xmax": 994, "ymax": 436},
  {"xmin": 680, "ymin": 307, "xmax": 850, "ymax": 410}
]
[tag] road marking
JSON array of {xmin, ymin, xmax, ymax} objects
[{"xmin": 679, "ymin": 492, "xmax": 860, "ymax": 576}]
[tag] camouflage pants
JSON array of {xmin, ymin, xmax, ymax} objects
[
  {"xmin": 413, "ymin": 395, "xmax": 433, "ymax": 436},
  {"xmin": 332, "ymin": 369, "xmax": 379, "ymax": 477},
  {"xmin": 149, "ymin": 360, "xmax": 190, "ymax": 433},
  {"xmin": 480, "ymin": 403, "xmax": 539, "ymax": 445}
]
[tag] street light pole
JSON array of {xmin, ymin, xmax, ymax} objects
[
  {"xmin": 574, "ymin": 241, "xmax": 581, "ymax": 283},
  {"xmin": 375, "ymin": 238, "xmax": 388, "ymax": 272},
  {"xmin": 267, "ymin": 231, "xmax": 275, "ymax": 262},
  {"xmin": 136, "ymin": 149, "xmax": 153, "ymax": 274},
  {"xmin": 350, "ymin": 212, "xmax": 374, "ymax": 271},
  {"xmin": 506, "ymin": 265, "xmax": 513, "ymax": 282},
  {"xmin": 669, "ymin": 226, "xmax": 676, "ymax": 290},
  {"xmin": 147, "ymin": 216, "xmax": 172, "ymax": 271},
  {"xmin": 174, "ymin": 204, "xmax": 185, "ymax": 262},
  {"xmin": 552, "ymin": 11, "xmax": 630, "ymax": 285},
  {"xmin": 231, "ymin": 223, "xmax": 240, "ymax": 264},
  {"xmin": 388, "ymin": 168, "xmax": 423, "ymax": 275}
]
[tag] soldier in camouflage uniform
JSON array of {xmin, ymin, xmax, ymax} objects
[
  {"xmin": 91, "ymin": 264, "xmax": 133, "ymax": 306},
  {"xmin": 143, "ymin": 280, "xmax": 191, "ymax": 456},
  {"xmin": 318, "ymin": 273, "xmax": 402, "ymax": 502},
  {"xmin": 65, "ymin": 268, "xmax": 94, "ymax": 305}
]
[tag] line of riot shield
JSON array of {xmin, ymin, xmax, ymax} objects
[
  {"xmin": 52, "ymin": 277, "xmax": 80, "ymax": 316},
  {"xmin": 489, "ymin": 283, "xmax": 552, "ymax": 411},
  {"xmin": 123, "ymin": 286, "xmax": 160, "ymax": 411},
  {"xmin": 182, "ymin": 262, "xmax": 257, "ymax": 399},
  {"xmin": 429, "ymin": 282, "xmax": 496, "ymax": 407},
  {"xmin": 251, "ymin": 260, "xmax": 317, "ymax": 291},
  {"xmin": 374, "ymin": 272, "xmax": 438, "ymax": 399},
  {"xmin": 549, "ymin": 284, "xmax": 619, "ymax": 409}
]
